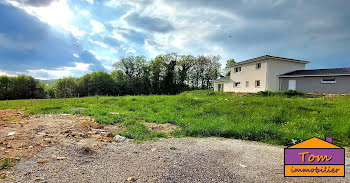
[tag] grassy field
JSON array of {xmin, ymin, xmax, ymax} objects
[{"xmin": 1, "ymin": 90, "xmax": 350, "ymax": 146}]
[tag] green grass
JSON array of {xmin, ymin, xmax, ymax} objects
[
  {"xmin": 1, "ymin": 90, "xmax": 350, "ymax": 146},
  {"xmin": 117, "ymin": 122, "xmax": 168, "ymax": 143}
]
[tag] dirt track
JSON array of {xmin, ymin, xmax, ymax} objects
[{"xmin": 1, "ymin": 111, "xmax": 349, "ymax": 182}]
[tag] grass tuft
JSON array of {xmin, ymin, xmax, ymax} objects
[
  {"xmin": 118, "ymin": 123, "xmax": 168, "ymax": 143},
  {"xmin": 0, "ymin": 158, "xmax": 11, "ymax": 170}
]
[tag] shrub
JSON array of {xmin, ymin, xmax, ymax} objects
[
  {"xmin": 281, "ymin": 90, "xmax": 306, "ymax": 97},
  {"xmin": 256, "ymin": 90, "xmax": 307, "ymax": 97}
]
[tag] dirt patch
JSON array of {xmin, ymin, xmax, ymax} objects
[
  {"xmin": 0, "ymin": 110, "xmax": 24, "ymax": 123},
  {"xmin": 142, "ymin": 122, "xmax": 178, "ymax": 134},
  {"xmin": 0, "ymin": 111, "xmax": 117, "ymax": 179}
]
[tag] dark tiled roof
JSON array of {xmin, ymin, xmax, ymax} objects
[
  {"xmin": 280, "ymin": 68, "xmax": 350, "ymax": 76},
  {"xmin": 230, "ymin": 55, "xmax": 310, "ymax": 67}
]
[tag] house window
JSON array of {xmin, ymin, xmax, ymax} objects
[
  {"xmin": 246, "ymin": 81, "xmax": 249, "ymax": 87},
  {"xmin": 255, "ymin": 80, "xmax": 261, "ymax": 87},
  {"xmin": 234, "ymin": 82, "xmax": 241, "ymax": 87},
  {"xmin": 256, "ymin": 63, "xmax": 262, "ymax": 69},
  {"xmin": 321, "ymin": 78, "xmax": 336, "ymax": 84},
  {"xmin": 235, "ymin": 67, "xmax": 241, "ymax": 73}
]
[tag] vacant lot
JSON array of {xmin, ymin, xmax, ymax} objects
[
  {"xmin": 1, "ymin": 90, "xmax": 350, "ymax": 146},
  {"xmin": 0, "ymin": 112, "xmax": 349, "ymax": 182}
]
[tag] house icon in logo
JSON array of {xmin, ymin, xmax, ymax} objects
[{"xmin": 284, "ymin": 137, "xmax": 345, "ymax": 177}]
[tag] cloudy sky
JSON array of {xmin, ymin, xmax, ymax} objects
[{"xmin": 0, "ymin": 0, "xmax": 349, "ymax": 79}]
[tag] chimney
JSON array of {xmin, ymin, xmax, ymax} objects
[{"xmin": 325, "ymin": 137, "xmax": 333, "ymax": 143}]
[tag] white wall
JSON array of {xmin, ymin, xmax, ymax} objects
[
  {"xmin": 214, "ymin": 81, "xmax": 234, "ymax": 92},
  {"xmin": 266, "ymin": 59, "xmax": 306, "ymax": 91},
  {"xmin": 229, "ymin": 60, "xmax": 268, "ymax": 92}
]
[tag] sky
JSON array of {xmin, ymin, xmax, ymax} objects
[{"xmin": 0, "ymin": 0, "xmax": 349, "ymax": 79}]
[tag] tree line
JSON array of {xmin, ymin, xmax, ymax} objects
[
  {"xmin": 0, "ymin": 75, "xmax": 46, "ymax": 100},
  {"xmin": 0, "ymin": 53, "xmax": 224, "ymax": 100}
]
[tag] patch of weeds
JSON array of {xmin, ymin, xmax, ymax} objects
[
  {"xmin": 282, "ymin": 90, "xmax": 306, "ymax": 97},
  {"xmin": 320, "ymin": 122, "xmax": 333, "ymax": 131},
  {"xmin": 1, "ymin": 174, "xmax": 7, "ymax": 179},
  {"xmin": 101, "ymin": 98, "xmax": 118, "ymax": 104},
  {"xmin": 40, "ymin": 106, "xmax": 62, "ymax": 110},
  {"xmin": 242, "ymin": 127, "xmax": 283, "ymax": 143},
  {"xmin": 256, "ymin": 90, "xmax": 307, "ymax": 97},
  {"xmin": 118, "ymin": 123, "xmax": 168, "ymax": 143},
  {"xmin": 180, "ymin": 90, "xmax": 217, "ymax": 96},
  {"xmin": 297, "ymin": 106, "xmax": 319, "ymax": 112},
  {"xmin": 263, "ymin": 110, "xmax": 288, "ymax": 125},
  {"xmin": 0, "ymin": 158, "xmax": 11, "ymax": 170},
  {"xmin": 256, "ymin": 91, "xmax": 276, "ymax": 96}
]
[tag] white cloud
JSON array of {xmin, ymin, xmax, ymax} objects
[
  {"xmin": 85, "ymin": 0, "xmax": 94, "ymax": 4},
  {"xmin": 6, "ymin": 0, "xmax": 87, "ymax": 38},
  {"xmin": 126, "ymin": 48, "xmax": 137, "ymax": 54},
  {"xmin": 110, "ymin": 29, "xmax": 127, "ymax": 42},
  {"xmin": 0, "ymin": 70, "xmax": 16, "ymax": 77},
  {"xmin": 88, "ymin": 39, "xmax": 108, "ymax": 48},
  {"xmin": 109, "ymin": 0, "xmax": 244, "ymax": 60},
  {"xmin": 27, "ymin": 62, "xmax": 91, "ymax": 79},
  {"xmin": 104, "ymin": 0, "xmax": 138, "ymax": 8},
  {"xmin": 73, "ymin": 53, "xmax": 79, "ymax": 58},
  {"xmin": 65, "ymin": 25, "xmax": 86, "ymax": 37},
  {"xmin": 96, "ymin": 55, "xmax": 111, "ymax": 61},
  {"xmin": 90, "ymin": 19, "xmax": 105, "ymax": 34},
  {"xmin": 80, "ymin": 9, "xmax": 90, "ymax": 16}
]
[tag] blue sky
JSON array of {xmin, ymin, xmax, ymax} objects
[{"xmin": 0, "ymin": 0, "xmax": 349, "ymax": 79}]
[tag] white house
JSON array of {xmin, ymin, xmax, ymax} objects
[{"xmin": 213, "ymin": 55, "xmax": 309, "ymax": 92}]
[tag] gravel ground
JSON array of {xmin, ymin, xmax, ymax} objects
[{"xmin": 5, "ymin": 137, "xmax": 350, "ymax": 183}]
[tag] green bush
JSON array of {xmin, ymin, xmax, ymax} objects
[{"xmin": 256, "ymin": 90, "xmax": 306, "ymax": 97}]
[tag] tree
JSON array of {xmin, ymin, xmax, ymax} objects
[
  {"xmin": 225, "ymin": 58, "xmax": 236, "ymax": 76},
  {"xmin": 189, "ymin": 55, "xmax": 221, "ymax": 89},
  {"xmin": 53, "ymin": 77, "xmax": 78, "ymax": 98},
  {"xmin": 0, "ymin": 76, "xmax": 11, "ymax": 100},
  {"xmin": 204, "ymin": 56, "xmax": 221, "ymax": 89},
  {"xmin": 46, "ymin": 85, "xmax": 55, "ymax": 98},
  {"xmin": 89, "ymin": 71, "xmax": 116, "ymax": 96},
  {"xmin": 177, "ymin": 55, "xmax": 195, "ymax": 91},
  {"xmin": 77, "ymin": 74, "xmax": 92, "ymax": 97},
  {"xmin": 0, "ymin": 75, "xmax": 46, "ymax": 100},
  {"xmin": 161, "ymin": 53, "xmax": 179, "ymax": 94},
  {"xmin": 149, "ymin": 56, "xmax": 165, "ymax": 94},
  {"xmin": 111, "ymin": 70, "xmax": 129, "ymax": 95}
]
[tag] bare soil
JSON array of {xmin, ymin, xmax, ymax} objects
[{"xmin": 1, "ymin": 110, "xmax": 349, "ymax": 182}]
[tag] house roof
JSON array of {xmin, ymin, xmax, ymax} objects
[
  {"xmin": 287, "ymin": 137, "xmax": 341, "ymax": 149},
  {"xmin": 279, "ymin": 68, "xmax": 350, "ymax": 77},
  {"xmin": 213, "ymin": 76, "xmax": 233, "ymax": 83},
  {"xmin": 230, "ymin": 55, "xmax": 310, "ymax": 67}
]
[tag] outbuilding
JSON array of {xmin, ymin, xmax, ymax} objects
[{"xmin": 279, "ymin": 68, "xmax": 350, "ymax": 94}]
